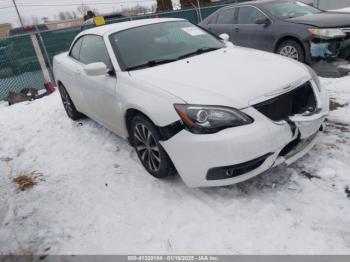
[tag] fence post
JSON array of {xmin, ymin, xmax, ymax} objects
[
  {"xmin": 197, "ymin": 0, "xmax": 203, "ymax": 22},
  {"xmin": 30, "ymin": 34, "xmax": 53, "ymax": 89},
  {"xmin": 191, "ymin": 3, "xmax": 200, "ymax": 23},
  {"xmin": 35, "ymin": 26, "xmax": 54, "ymax": 80}
]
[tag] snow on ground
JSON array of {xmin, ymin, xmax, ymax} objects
[
  {"xmin": 332, "ymin": 7, "xmax": 350, "ymax": 13},
  {"xmin": 0, "ymin": 77, "xmax": 349, "ymax": 255}
]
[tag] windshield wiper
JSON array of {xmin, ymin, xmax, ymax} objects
[
  {"xmin": 125, "ymin": 47, "xmax": 221, "ymax": 71},
  {"xmin": 126, "ymin": 58, "xmax": 178, "ymax": 71},
  {"xmin": 177, "ymin": 47, "xmax": 221, "ymax": 60}
]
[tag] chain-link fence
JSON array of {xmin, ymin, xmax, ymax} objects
[
  {"xmin": 0, "ymin": 1, "xmax": 244, "ymax": 101},
  {"xmin": 0, "ymin": 34, "xmax": 46, "ymax": 100}
]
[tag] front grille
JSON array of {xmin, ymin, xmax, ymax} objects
[{"xmin": 253, "ymin": 82, "xmax": 317, "ymax": 122}]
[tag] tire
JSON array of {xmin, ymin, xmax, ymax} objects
[
  {"xmin": 277, "ymin": 40, "xmax": 305, "ymax": 62},
  {"xmin": 130, "ymin": 115, "xmax": 175, "ymax": 179},
  {"xmin": 58, "ymin": 84, "xmax": 84, "ymax": 121}
]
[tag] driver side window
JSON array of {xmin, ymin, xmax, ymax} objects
[
  {"xmin": 70, "ymin": 35, "xmax": 112, "ymax": 70},
  {"xmin": 238, "ymin": 6, "xmax": 266, "ymax": 25},
  {"xmin": 216, "ymin": 8, "xmax": 235, "ymax": 24},
  {"xmin": 70, "ymin": 37, "xmax": 83, "ymax": 60},
  {"xmin": 80, "ymin": 35, "xmax": 112, "ymax": 69}
]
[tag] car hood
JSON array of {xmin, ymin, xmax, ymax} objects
[
  {"xmin": 130, "ymin": 47, "xmax": 310, "ymax": 109},
  {"xmin": 286, "ymin": 12, "xmax": 350, "ymax": 27}
]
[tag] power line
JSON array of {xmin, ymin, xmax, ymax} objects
[
  {"xmin": 16, "ymin": 0, "xmax": 155, "ymax": 5},
  {"xmin": 12, "ymin": 0, "xmax": 24, "ymax": 26}
]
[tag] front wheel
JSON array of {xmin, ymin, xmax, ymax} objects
[
  {"xmin": 58, "ymin": 84, "xmax": 84, "ymax": 121},
  {"xmin": 130, "ymin": 115, "xmax": 174, "ymax": 179},
  {"xmin": 277, "ymin": 40, "xmax": 305, "ymax": 62}
]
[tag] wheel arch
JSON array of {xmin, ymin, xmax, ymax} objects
[
  {"xmin": 274, "ymin": 36, "xmax": 305, "ymax": 54},
  {"xmin": 125, "ymin": 108, "xmax": 160, "ymax": 142},
  {"xmin": 124, "ymin": 107, "xmax": 183, "ymax": 145}
]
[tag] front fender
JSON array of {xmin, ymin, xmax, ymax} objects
[{"xmin": 117, "ymin": 73, "xmax": 184, "ymax": 137}]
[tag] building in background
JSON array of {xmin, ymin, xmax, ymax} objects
[{"xmin": 0, "ymin": 23, "xmax": 11, "ymax": 38}]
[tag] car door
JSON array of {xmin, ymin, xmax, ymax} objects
[
  {"xmin": 204, "ymin": 7, "xmax": 237, "ymax": 42},
  {"xmin": 77, "ymin": 35, "xmax": 121, "ymax": 133},
  {"xmin": 64, "ymin": 37, "xmax": 90, "ymax": 114},
  {"xmin": 234, "ymin": 6, "xmax": 275, "ymax": 52}
]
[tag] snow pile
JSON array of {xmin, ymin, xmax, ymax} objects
[
  {"xmin": 331, "ymin": 7, "xmax": 350, "ymax": 13},
  {"xmin": 0, "ymin": 77, "xmax": 349, "ymax": 255}
]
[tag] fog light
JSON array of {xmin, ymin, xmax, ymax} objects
[{"xmin": 225, "ymin": 169, "xmax": 235, "ymax": 177}]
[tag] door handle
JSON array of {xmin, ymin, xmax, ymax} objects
[{"xmin": 235, "ymin": 28, "xmax": 239, "ymax": 33}]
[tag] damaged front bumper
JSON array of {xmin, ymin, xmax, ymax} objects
[
  {"xmin": 161, "ymin": 80, "xmax": 329, "ymax": 188},
  {"xmin": 308, "ymin": 35, "xmax": 350, "ymax": 77},
  {"xmin": 309, "ymin": 35, "xmax": 350, "ymax": 60}
]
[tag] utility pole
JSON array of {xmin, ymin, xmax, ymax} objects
[
  {"xmin": 12, "ymin": 0, "xmax": 24, "ymax": 27},
  {"xmin": 11, "ymin": 0, "xmax": 53, "ymax": 89}
]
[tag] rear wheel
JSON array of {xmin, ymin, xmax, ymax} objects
[
  {"xmin": 58, "ymin": 84, "xmax": 84, "ymax": 120},
  {"xmin": 130, "ymin": 115, "xmax": 174, "ymax": 179},
  {"xmin": 277, "ymin": 40, "xmax": 305, "ymax": 62}
]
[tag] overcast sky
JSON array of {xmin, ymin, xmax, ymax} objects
[{"xmin": 0, "ymin": 0, "xmax": 180, "ymax": 26}]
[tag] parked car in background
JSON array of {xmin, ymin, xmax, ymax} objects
[
  {"xmin": 53, "ymin": 18, "xmax": 328, "ymax": 187},
  {"xmin": 9, "ymin": 24, "xmax": 48, "ymax": 36},
  {"xmin": 199, "ymin": 0, "xmax": 350, "ymax": 64}
]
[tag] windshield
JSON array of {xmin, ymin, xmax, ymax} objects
[
  {"xmin": 109, "ymin": 21, "xmax": 224, "ymax": 70},
  {"xmin": 263, "ymin": 1, "xmax": 322, "ymax": 19}
]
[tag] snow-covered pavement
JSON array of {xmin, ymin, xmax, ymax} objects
[{"xmin": 0, "ymin": 77, "xmax": 349, "ymax": 255}]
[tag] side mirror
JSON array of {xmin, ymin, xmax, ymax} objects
[
  {"xmin": 83, "ymin": 62, "xmax": 108, "ymax": 76},
  {"xmin": 255, "ymin": 17, "xmax": 271, "ymax": 27},
  {"xmin": 219, "ymin": 33, "xmax": 230, "ymax": 43}
]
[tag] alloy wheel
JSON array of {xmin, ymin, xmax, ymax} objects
[
  {"xmin": 60, "ymin": 87, "xmax": 73, "ymax": 117},
  {"xmin": 279, "ymin": 45, "xmax": 299, "ymax": 60},
  {"xmin": 134, "ymin": 123, "xmax": 161, "ymax": 172}
]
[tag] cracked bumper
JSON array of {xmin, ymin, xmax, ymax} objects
[{"xmin": 161, "ymin": 83, "xmax": 329, "ymax": 188}]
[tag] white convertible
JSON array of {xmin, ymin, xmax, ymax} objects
[{"xmin": 53, "ymin": 18, "xmax": 329, "ymax": 187}]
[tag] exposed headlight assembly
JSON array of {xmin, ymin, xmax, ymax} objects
[
  {"xmin": 308, "ymin": 28, "xmax": 346, "ymax": 39},
  {"xmin": 174, "ymin": 104, "xmax": 253, "ymax": 134},
  {"xmin": 305, "ymin": 65, "xmax": 322, "ymax": 92}
]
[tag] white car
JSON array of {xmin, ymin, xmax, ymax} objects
[{"xmin": 53, "ymin": 18, "xmax": 329, "ymax": 187}]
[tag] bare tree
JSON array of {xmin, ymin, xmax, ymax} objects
[
  {"xmin": 59, "ymin": 11, "xmax": 67, "ymax": 21},
  {"xmin": 180, "ymin": 0, "xmax": 211, "ymax": 8},
  {"xmin": 150, "ymin": 4, "xmax": 157, "ymax": 13},
  {"xmin": 31, "ymin": 16, "xmax": 40, "ymax": 25},
  {"xmin": 133, "ymin": 4, "xmax": 149, "ymax": 14},
  {"xmin": 72, "ymin": 11, "xmax": 78, "ymax": 19},
  {"xmin": 64, "ymin": 11, "xmax": 74, "ymax": 20},
  {"xmin": 156, "ymin": 0, "xmax": 173, "ymax": 12},
  {"xmin": 77, "ymin": 4, "xmax": 90, "ymax": 16}
]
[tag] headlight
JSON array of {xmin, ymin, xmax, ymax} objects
[
  {"xmin": 305, "ymin": 65, "xmax": 321, "ymax": 92},
  {"xmin": 308, "ymin": 28, "xmax": 346, "ymax": 39},
  {"xmin": 174, "ymin": 104, "xmax": 253, "ymax": 134}
]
